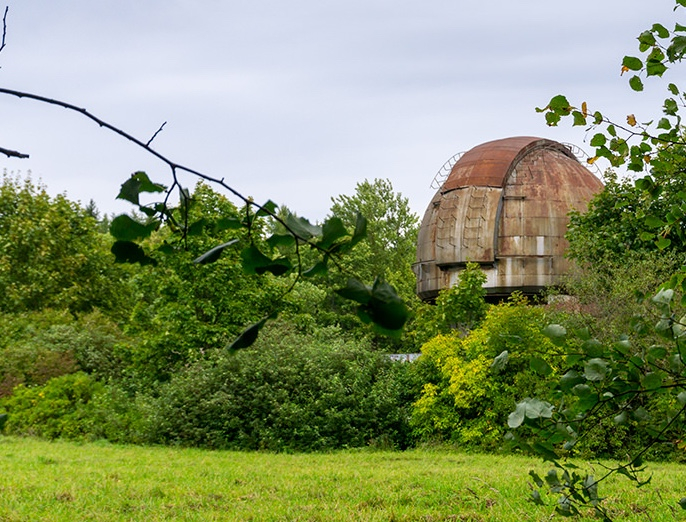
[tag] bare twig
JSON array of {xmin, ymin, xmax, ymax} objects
[
  {"xmin": 0, "ymin": 6, "xmax": 8, "ymax": 56},
  {"xmin": 146, "ymin": 121, "xmax": 166, "ymax": 147},
  {"xmin": 0, "ymin": 145, "xmax": 28, "ymax": 158}
]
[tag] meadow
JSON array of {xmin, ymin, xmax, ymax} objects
[{"xmin": 0, "ymin": 436, "xmax": 683, "ymax": 521}]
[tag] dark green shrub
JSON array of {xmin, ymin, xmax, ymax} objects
[
  {"xmin": 0, "ymin": 310, "xmax": 131, "ymax": 397},
  {"xmin": 138, "ymin": 322, "xmax": 414, "ymax": 451}
]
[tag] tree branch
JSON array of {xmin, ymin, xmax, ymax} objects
[
  {"xmin": 0, "ymin": 145, "xmax": 28, "ymax": 158},
  {"xmin": 0, "ymin": 6, "xmax": 8, "ymax": 56},
  {"xmin": 0, "ymin": 87, "xmax": 347, "ymax": 270}
]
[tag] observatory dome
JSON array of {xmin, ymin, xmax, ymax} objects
[{"xmin": 413, "ymin": 136, "xmax": 603, "ymax": 301}]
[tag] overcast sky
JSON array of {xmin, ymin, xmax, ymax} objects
[{"xmin": 0, "ymin": 1, "xmax": 679, "ymax": 221}]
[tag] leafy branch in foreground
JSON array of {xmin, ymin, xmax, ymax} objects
[
  {"xmin": 516, "ymin": 1, "xmax": 686, "ymax": 517},
  {"xmin": 506, "ymin": 288, "xmax": 686, "ymax": 518},
  {"xmin": 0, "ymin": 92, "xmax": 406, "ymax": 346}
]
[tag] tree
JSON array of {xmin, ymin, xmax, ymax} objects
[
  {"xmin": 329, "ymin": 179, "xmax": 419, "ymax": 301},
  {"xmin": 0, "ymin": 173, "xmax": 132, "ymax": 316}
]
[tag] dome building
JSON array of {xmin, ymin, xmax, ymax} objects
[{"xmin": 413, "ymin": 136, "xmax": 603, "ymax": 301}]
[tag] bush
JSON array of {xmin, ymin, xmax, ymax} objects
[
  {"xmin": 411, "ymin": 296, "xmax": 561, "ymax": 449},
  {"xmin": 137, "ymin": 322, "xmax": 415, "ymax": 451},
  {"xmin": 0, "ymin": 310, "xmax": 131, "ymax": 397},
  {"xmin": 0, "ymin": 372, "xmax": 103, "ymax": 439}
]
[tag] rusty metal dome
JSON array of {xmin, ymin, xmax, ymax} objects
[{"xmin": 413, "ymin": 136, "xmax": 603, "ymax": 301}]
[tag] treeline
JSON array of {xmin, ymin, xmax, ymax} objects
[{"xmin": 0, "ymin": 170, "xmax": 684, "ymax": 461}]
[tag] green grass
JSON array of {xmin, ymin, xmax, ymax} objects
[{"xmin": 0, "ymin": 437, "xmax": 683, "ymax": 521}]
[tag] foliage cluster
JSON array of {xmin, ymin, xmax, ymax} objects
[
  {"xmin": 410, "ymin": 296, "xmax": 560, "ymax": 449},
  {"xmin": 0, "ymin": 174, "xmax": 423, "ymax": 452}
]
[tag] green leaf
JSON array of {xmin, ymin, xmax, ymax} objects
[
  {"xmin": 319, "ymin": 216, "xmax": 348, "ymax": 249},
  {"xmin": 302, "ymin": 260, "xmax": 328, "ymax": 278},
  {"xmin": 652, "ymin": 23, "xmax": 670, "ymax": 39},
  {"xmin": 193, "ymin": 239, "xmax": 239, "ymax": 264},
  {"xmin": 590, "ymin": 133, "xmax": 607, "ymax": 147},
  {"xmin": 336, "ymin": 278, "xmax": 372, "ymax": 304},
  {"xmin": 350, "ymin": 213, "xmax": 368, "ymax": 247},
  {"xmin": 656, "ymin": 237, "xmax": 672, "ymax": 250},
  {"xmin": 657, "ymin": 117, "xmax": 672, "ymax": 130},
  {"xmin": 492, "ymin": 350, "xmax": 509, "ymax": 373},
  {"xmin": 364, "ymin": 279, "xmax": 409, "ymax": 332},
  {"xmin": 641, "ymin": 372, "xmax": 664, "ymax": 390},
  {"xmin": 584, "ymin": 358, "xmax": 609, "ymax": 381},
  {"xmin": 582, "ymin": 338, "xmax": 604, "ymax": 358},
  {"xmin": 227, "ymin": 316, "xmax": 270, "ymax": 351},
  {"xmin": 186, "ymin": 218, "xmax": 207, "ymax": 236},
  {"xmin": 530, "ymin": 357, "xmax": 553, "ymax": 376},
  {"xmin": 677, "ymin": 391, "xmax": 686, "ymax": 405},
  {"xmin": 215, "ymin": 217, "xmax": 243, "ymax": 231},
  {"xmin": 111, "ymin": 241, "xmax": 156, "ymax": 265},
  {"xmin": 668, "ymin": 83, "xmax": 680, "ymax": 95},
  {"xmin": 638, "ymin": 30, "xmax": 656, "ymax": 50},
  {"xmin": 560, "ymin": 370, "xmax": 585, "ymax": 392},
  {"xmin": 117, "ymin": 171, "xmax": 166, "ymax": 205},
  {"xmin": 266, "ymin": 233, "xmax": 296, "ymax": 250},
  {"xmin": 545, "ymin": 112, "xmax": 561, "ymax": 126},
  {"xmin": 529, "ymin": 470, "xmax": 544, "ymax": 488},
  {"xmin": 109, "ymin": 214, "xmax": 159, "ymax": 241},
  {"xmin": 285, "ymin": 214, "xmax": 322, "ymax": 240},
  {"xmin": 622, "ymin": 56, "xmax": 643, "ymax": 71},
  {"xmin": 549, "ymin": 94, "xmax": 571, "ymax": 112},
  {"xmin": 508, "ymin": 402, "xmax": 526, "ymax": 428},
  {"xmin": 633, "ymin": 407, "xmax": 651, "ymax": 422},
  {"xmin": 529, "ymin": 490, "xmax": 545, "ymax": 506},
  {"xmin": 572, "ymin": 111, "xmax": 586, "ymax": 126},
  {"xmin": 645, "ymin": 215, "xmax": 666, "ymax": 228},
  {"xmin": 543, "ymin": 324, "xmax": 567, "ymax": 345},
  {"xmin": 664, "ymin": 98, "xmax": 679, "ymax": 115},
  {"xmin": 241, "ymin": 245, "xmax": 292, "ymax": 276},
  {"xmin": 629, "ymin": 75, "xmax": 644, "ymax": 92},
  {"xmin": 255, "ymin": 200, "xmax": 278, "ymax": 217},
  {"xmin": 614, "ymin": 411, "xmax": 629, "ymax": 425}
]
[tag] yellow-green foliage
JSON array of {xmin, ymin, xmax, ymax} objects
[{"xmin": 411, "ymin": 296, "xmax": 561, "ymax": 448}]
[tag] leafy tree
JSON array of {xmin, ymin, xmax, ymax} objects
[
  {"xmin": 0, "ymin": 173, "xmax": 132, "ymax": 317},
  {"xmin": 329, "ymin": 178, "xmax": 419, "ymax": 301},
  {"xmin": 408, "ymin": 262, "xmax": 488, "ymax": 349}
]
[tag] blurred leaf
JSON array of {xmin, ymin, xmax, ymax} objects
[
  {"xmin": 320, "ymin": 217, "xmax": 348, "ymax": 249},
  {"xmin": 241, "ymin": 245, "xmax": 292, "ymax": 276},
  {"xmin": 109, "ymin": 214, "xmax": 159, "ymax": 241},
  {"xmin": 227, "ymin": 316, "xmax": 270, "ymax": 351},
  {"xmin": 492, "ymin": 350, "xmax": 509, "ymax": 373},
  {"xmin": 255, "ymin": 200, "xmax": 278, "ymax": 217},
  {"xmin": 111, "ymin": 241, "xmax": 156, "ymax": 265},
  {"xmin": 117, "ymin": 171, "xmax": 166, "ymax": 205},
  {"xmin": 285, "ymin": 214, "xmax": 322, "ymax": 240},
  {"xmin": 530, "ymin": 357, "xmax": 553, "ymax": 376},
  {"xmin": 584, "ymin": 358, "xmax": 609, "ymax": 381},
  {"xmin": 193, "ymin": 239, "xmax": 239, "ymax": 265}
]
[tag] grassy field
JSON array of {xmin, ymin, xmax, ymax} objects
[{"xmin": 0, "ymin": 436, "xmax": 683, "ymax": 521}]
